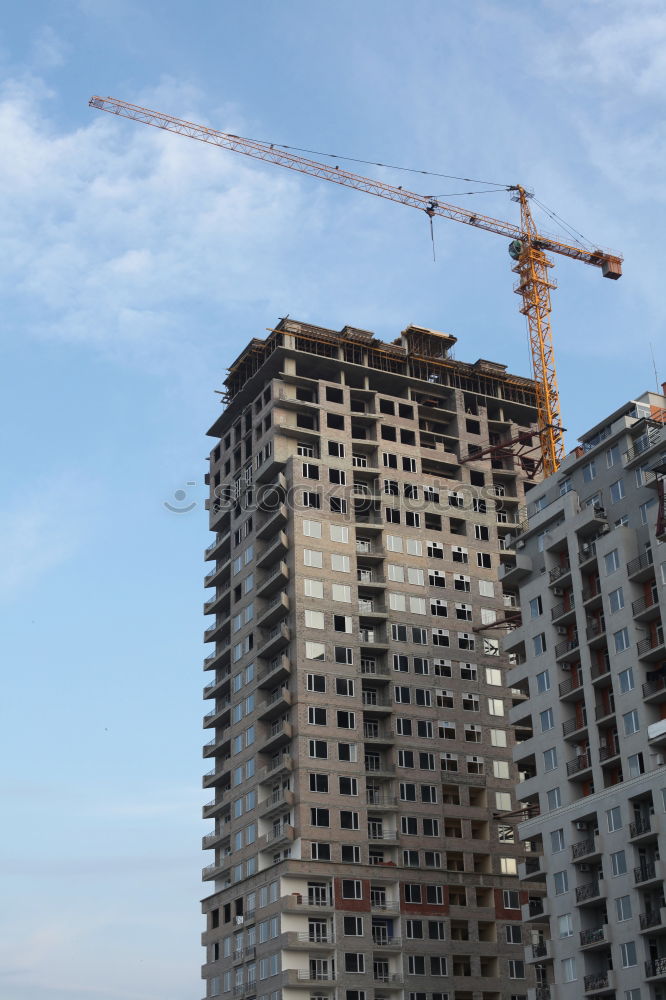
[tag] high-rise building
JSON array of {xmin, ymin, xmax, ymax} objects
[
  {"xmin": 505, "ymin": 389, "xmax": 666, "ymax": 999},
  {"xmin": 201, "ymin": 318, "xmax": 544, "ymax": 1000}
]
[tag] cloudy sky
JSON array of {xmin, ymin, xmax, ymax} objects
[{"xmin": 1, "ymin": 2, "xmax": 664, "ymax": 999}]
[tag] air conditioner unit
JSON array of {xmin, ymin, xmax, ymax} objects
[
  {"xmin": 235, "ymin": 915, "xmax": 244, "ymax": 925},
  {"xmin": 578, "ymin": 863, "xmax": 591, "ymax": 872},
  {"xmin": 556, "ymin": 626, "xmax": 568, "ymax": 635},
  {"xmin": 575, "ymin": 821, "xmax": 588, "ymax": 831},
  {"xmin": 657, "ymin": 753, "xmax": 666, "ymax": 767},
  {"xmin": 553, "ymin": 586, "xmax": 564, "ymax": 596},
  {"xmin": 516, "ymin": 539, "xmax": 525, "ymax": 550}
]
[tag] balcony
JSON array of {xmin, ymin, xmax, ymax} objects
[
  {"xmin": 256, "ymin": 561, "xmax": 289, "ymax": 599},
  {"xmin": 583, "ymin": 971, "xmax": 615, "ymax": 995},
  {"xmin": 355, "ymin": 541, "xmax": 384, "ymax": 562},
  {"xmin": 366, "ymin": 792, "xmax": 398, "ymax": 810},
  {"xmin": 637, "ymin": 625, "xmax": 665, "ymax": 661},
  {"xmin": 594, "ymin": 701, "xmax": 615, "ymax": 724},
  {"xmin": 202, "ymin": 796, "xmax": 230, "ymax": 820},
  {"xmin": 369, "ymin": 896, "xmax": 400, "ymax": 913},
  {"xmin": 361, "ymin": 693, "xmax": 392, "ymax": 713},
  {"xmin": 202, "ymin": 728, "xmax": 230, "ymax": 757},
  {"xmin": 529, "ymin": 940, "xmax": 552, "ymax": 962},
  {"xmin": 282, "ymin": 969, "xmax": 336, "ymax": 988},
  {"xmin": 563, "ymin": 716, "xmax": 588, "ymax": 740},
  {"xmin": 634, "ymin": 859, "xmax": 665, "ymax": 886},
  {"xmin": 362, "ymin": 724, "xmax": 395, "ymax": 745},
  {"xmin": 257, "ymin": 754, "xmax": 293, "ymax": 782},
  {"xmin": 585, "ymin": 619, "xmax": 606, "ymax": 646},
  {"xmin": 582, "ymin": 584, "xmax": 603, "ymax": 610},
  {"xmin": 257, "ymin": 823, "xmax": 295, "ymax": 851},
  {"xmin": 578, "ymin": 541, "xmax": 598, "ymax": 567},
  {"xmin": 257, "ymin": 653, "xmax": 291, "ymax": 689},
  {"xmin": 257, "ymin": 687, "xmax": 292, "ymax": 721},
  {"xmin": 257, "ymin": 622, "xmax": 290, "ymax": 660},
  {"xmin": 549, "ymin": 560, "xmax": 572, "ymax": 585},
  {"xmin": 499, "ymin": 553, "xmax": 532, "ymax": 585},
  {"xmin": 598, "ymin": 742, "xmax": 621, "ymax": 765},
  {"xmin": 551, "ymin": 596, "xmax": 576, "ymax": 624},
  {"xmin": 627, "ymin": 549, "xmax": 654, "ymax": 581},
  {"xmin": 282, "ymin": 931, "xmax": 335, "ymax": 950},
  {"xmin": 258, "ymin": 719, "xmax": 292, "ymax": 754},
  {"xmin": 255, "ymin": 530, "xmax": 288, "ymax": 569},
  {"xmin": 202, "ymin": 858, "xmax": 231, "ymax": 882},
  {"xmin": 645, "ymin": 956, "xmax": 666, "ymax": 981},
  {"xmin": 256, "ymin": 503, "xmax": 288, "ymax": 541},
  {"xmin": 633, "ymin": 591, "xmax": 661, "ymax": 621},
  {"xmin": 567, "ymin": 753, "xmax": 593, "ymax": 779},
  {"xmin": 202, "ymin": 759, "xmax": 231, "ymax": 788},
  {"xmin": 519, "ymin": 856, "xmax": 546, "ymax": 881},
  {"xmin": 629, "ymin": 814, "xmax": 656, "ymax": 842},
  {"xmin": 559, "ymin": 674, "xmax": 584, "ymax": 700},
  {"xmin": 580, "ymin": 925, "xmax": 610, "ymax": 949},
  {"xmin": 640, "ymin": 907, "xmax": 666, "ymax": 932},
  {"xmin": 555, "ymin": 633, "xmax": 580, "ymax": 661},
  {"xmin": 358, "ymin": 628, "xmax": 388, "ymax": 649},
  {"xmin": 371, "ymin": 933, "xmax": 402, "ymax": 950},
  {"xmin": 256, "ymin": 591, "xmax": 290, "ymax": 629},
  {"xmin": 522, "ymin": 897, "xmax": 549, "ymax": 922},
  {"xmin": 361, "ymin": 661, "xmax": 390, "ymax": 680},
  {"xmin": 258, "ymin": 788, "xmax": 295, "ymax": 818},
  {"xmin": 203, "ymin": 699, "xmax": 231, "ymax": 729},
  {"xmin": 280, "ymin": 893, "xmax": 333, "ymax": 914},
  {"xmin": 575, "ymin": 879, "xmax": 604, "ymax": 905},
  {"xmin": 368, "ymin": 828, "xmax": 398, "ymax": 845},
  {"xmin": 572, "ymin": 835, "xmax": 601, "ymax": 861}
]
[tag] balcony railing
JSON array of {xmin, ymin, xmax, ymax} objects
[
  {"xmin": 633, "ymin": 592, "xmax": 659, "ymax": 616},
  {"xmin": 583, "ymin": 972, "xmax": 609, "ymax": 991},
  {"xmin": 629, "ymin": 814, "xmax": 652, "ymax": 838},
  {"xmin": 580, "ymin": 926, "xmax": 605, "ymax": 946},
  {"xmin": 567, "ymin": 753, "xmax": 592, "ymax": 776},
  {"xmin": 640, "ymin": 909, "xmax": 664, "ymax": 930},
  {"xmin": 645, "ymin": 956, "xmax": 666, "ymax": 978},
  {"xmin": 555, "ymin": 634, "xmax": 580, "ymax": 658},
  {"xmin": 572, "ymin": 837, "xmax": 596, "ymax": 860},
  {"xmin": 528, "ymin": 898, "xmax": 545, "ymax": 917},
  {"xmin": 634, "ymin": 861, "xmax": 658, "ymax": 883},
  {"xmin": 638, "ymin": 627, "xmax": 665, "ymax": 656},
  {"xmin": 627, "ymin": 549, "xmax": 654, "ymax": 577},
  {"xmin": 549, "ymin": 561, "xmax": 571, "ymax": 583},
  {"xmin": 576, "ymin": 881, "xmax": 601, "ymax": 902}
]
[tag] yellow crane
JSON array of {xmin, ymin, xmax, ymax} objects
[{"xmin": 89, "ymin": 95, "xmax": 623, "ymax": 476}]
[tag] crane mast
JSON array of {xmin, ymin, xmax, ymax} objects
[{"xmin": 89, "ymin": 95, "xmax": 622, "ymax": 475}]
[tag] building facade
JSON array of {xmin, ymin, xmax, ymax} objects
[
  {"xmin": 505, "ymin": 390, "xmax": 666, "ymax": 999},
  {"xmin": 201, "ymin": 318, "xmax": 544, "ymax": 1000}
]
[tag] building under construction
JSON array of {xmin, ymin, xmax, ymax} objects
[{"xmin": 201, "ymin": 317, "xmax": 545, "ymax": 1000}]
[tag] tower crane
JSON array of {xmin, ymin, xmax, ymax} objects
[{"xmin": 89, "ymin": 95, "xmax": 623, "ymax": 477}]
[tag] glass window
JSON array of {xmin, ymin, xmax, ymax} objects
[
  {"xmin": 608, "ymin": 587, "xmax": 624, "ymax": 612},
  {"xmin": 615, "ymin": 895, "xmax": 632, "ymax": 921},
  {"xmin": 543, "ymin": 747, "xmax": 558, "ymax": 771},
  {"xmin": 607, "ymin": 806, "xmax": 622, "ymax": 831},
  {"xmin": 614, "ymin": 627, "xmax": 630, "ymax": 652},
  {"xmin": 619, "ymin": 667, "xmax": 635, "ymax": 693},
  {"xmin": 620, "ymin": 941, "xmax": 637, "ymax": 968},
  {"xmin": 536, "ymin": 669, "xmax": 550, "ymax": 693},
  {"xmin": 550, "ymin": 828, "xmax": 565, "ymax": 852},
  {"xmin": 540, "ymin": 708, "xmax": 554, "ymax": 732},
  {"xmin": 558, "ymin": 913, "xmax": 573, "ymax": 938},
  {"xmin": 611, "ymin": 850, "xmax": 627, "ymax": 876},
  {"xmin": 554, "ymin": 870, "xmax": 569, "ymax": 894},
  {"xmin": 623, "ymin": 709, "xmax": 639, "ymax": 735},
  {"xmin": 604, "ymin": 549, "xmax": 620, "ymax": 574}
]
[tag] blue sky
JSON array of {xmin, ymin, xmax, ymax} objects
[{"xmin": 1, "ymin": 2, "xmax": 664, "ymax": 999}]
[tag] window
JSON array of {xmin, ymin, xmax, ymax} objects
[
  {"xmin": 506, "ymin": 925, "xmax": 522, "ymax": 944},
  {"xmin": 620, "ymin": 941, "xmax": 637, "ymax": 968},
  {"xmin": 561, "ymin": 957, "xmax": 576, "ymax": 983},
  {"xmin": 339, "ymin": 776, "xmax": 358, "ymax": 796},
  {"xmin": 344, "ymin": 953, "xmax": 365, "ymax": 974},
  {"xmin": 619, "ymin": 667, "xmax": 635, "ymax": 693},
  {"xmin": 311, "ymin": 808, "xmax": 329, "ymax": 827},
  {"xmin": 341, "ymin": 880, "xmax": 362, "ymax": 899},
  {"xmin": 407, "ymin": 955, "xmax": 425, "ymax": 975},
  {"xmin": 558, "ymin": 913, "xmax": 573, "ymax": 938},
  {"xmin": 306, "ymin": 642, "xmax": 326, "ymax": 661},
  {"xmin": 334, "ymin": 615, "xmax": 352, "ymax": 633},
  {"xmin": 430, "ymin": 956, "xmax": 447, "ymax": 976},
  {"xmin": 404, "ymin": 883, "xmax": 422, "ymax": 903},
  {"xmin": 344, "ymin": 916, "xmax": 363, "ymax": 935},
  {"xmin": 310, "ymin": 773, "xmax": 329, "ymax": 793},
  {"xmin": 540, "ymin": 708, "xmax": 554, "ymax": 732},
  {"xmin": 304, "ymin": 579, "xmax": 324, "ymax": 599},
  {"xmin": 609, "ymin": 587, "xmax": 624, "ymax": 612},
  {"xmin": 330, "ymin": 524, "xmax": 349, "ymax": 543},
  {"xmin": 336, "ymin": 677, "xmax": 354, "ymax": 696},
  {"xmin": 533, "ymin": 633, "xmax": 547, "ymax": 655},
  {"xmin": 331, "ymin": 553, "xmax": 350, "ymax": 572},
  {"xmin": 488, "ymin": 698, "xmax": 504, "ymax": 716},
  {"xmin": 615, "ymin": 895, "xmax": 632, "ymax": 921},
  {"xmin": 606, "ymin": 443, "xmax": 620, "ymax": 467},
  {"xmin": 304, "ymin": 549, "xmax": 323, "ymax": 568},
  {"xmin": 536, "ymin": 669, "xmax": 550, "ymax": 693},
  {"xmin": 623, "ymin": 709, "xmax": 639, "ymax": 735},
  {"xmin": 329, "ymin": 468, "xmax": 346, "ymax": 486},
  {"xmin": 400, "ymin": 782, "xmax": 416, "ymax": 801},
  {"xmin": 337, "ymin": 710, "xmax": 355, "ymax": 729},
  {"xmin": 307, "ymin": 674, "xmax": 326, "ymax": 693},
  {"xmin": 550, "ymin": 828, "xmax": 565, "ymax": 852},
  {"xmin": 610, "ymin": 850, "xmax": 627, "ymax": 877},
  {"xmin": 554, "ymin": 870, "xmax": 569, "ymax": 894},
  {"xmin": 503, "ymin": 890, "xmax": 520, "ymax": 910},
  {"xmin": 328, "ymin": 440, "xmax": 345, "ymax": 457},
  {"xmin": 529, "ymin": 596, "xmax": 543, "ymax": 618},
  {"xmin": 628, "ymin": 752, "xmax": 644, "ymax": 777},
  {"xmin": 614, "ymin": 627, "xmax": 630, "ymax": 652},
  {"xmin": 309, "ymin": 740, "xmax": 327, "ymax": 759},
  {"xmin": 610, "ymin": 478, "xmax": 626, "ymax": 503},
  {"xmin": 582, "ymin": 460, "xmax": 596, "ymax": 482},
  {"xmin": 305, "ymin": 610, "xmax": 325, "ymax": 630},
  {"xmin": 303, "ymin": 491, "xmax": 321, "ymax": 508},
  {"xmin": 607, "ymin": 805, "xmax": 622, "ymax": 831},
  {"xmin": 604, "ymin": 549, "xmax": 620, "ymax": 574},
  {"xmin": 477, "ymin": 552, "xmax": 492, "ymax": 568},
  {"xmin": 547, "ymin": 787, "xmax": 561, "ymax": 810},
  {"xmin": 508, "ymin": 960, "xmax": 525, "ymax": 980},
  {"xmin": 332, "ymin": 584, "xmax": 351, "ymax": 603},
  {"xmin": 311, "ymin": 842, "xmax": 331, "ymax": 860}
]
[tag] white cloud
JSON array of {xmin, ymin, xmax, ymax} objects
[{"xmin": 0, "ymin": 74, "xmax": 334, "ymax": 373}]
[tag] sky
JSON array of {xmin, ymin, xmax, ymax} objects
[{"xmin": 1, "ymin": 2, "xmax": 665, "ymax": 998}]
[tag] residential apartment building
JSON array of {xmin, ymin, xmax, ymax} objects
[
  {"xmin": 201, "ymin": 318, "xmax": 544, "ymax": 1000},
  {"xmin": 504, "ymin": 390, "xmax": 666, "ymax": 1000}
]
